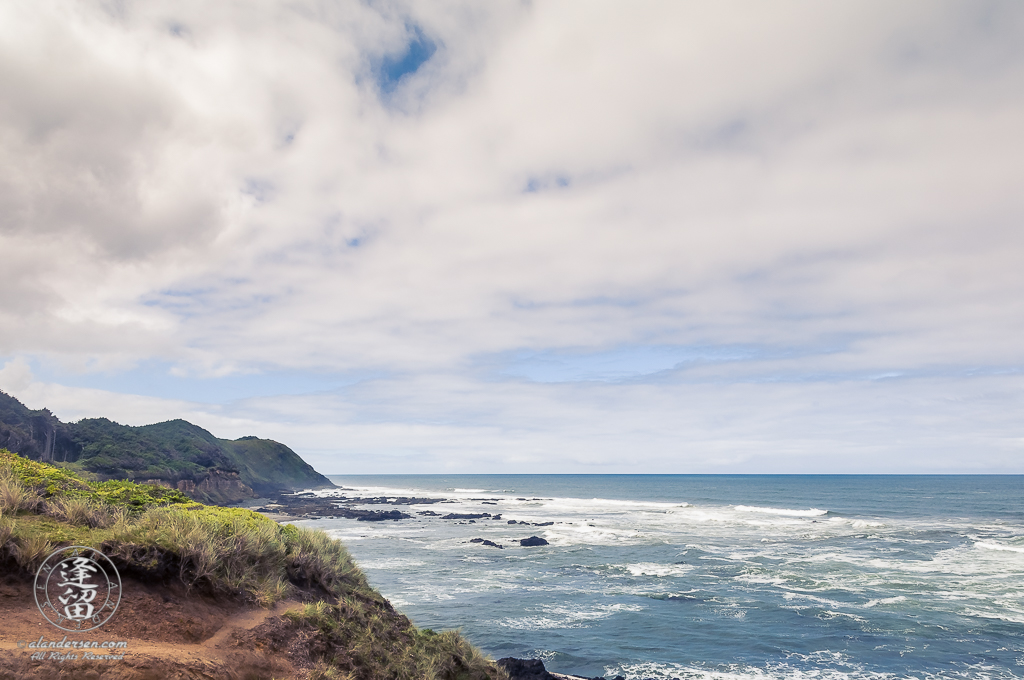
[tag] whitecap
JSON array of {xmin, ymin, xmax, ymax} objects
[
  {"xmin": 781, "ymin": 591, "xmax": 850, "ymax": 609},
  {"xmin": 863, "ymin": 595, "xmax": 906, "ymax": 608},
  {"xmin": 356, "ymin": 557, "xmax": 426, "ymax": 570},
  {"xmin": 974, "ymin": 541, "xmax": 1024, "ymax": 554},
  {"xmin": 850, "ymin": 520, "xmax": 885, "ymax": 528},
  {"xmin": 735, "ymin": 505, "xmax": 829, "ymax": 517},
  {"xmin": 624, "ymin": 562, "xmax": 694, "ymax": 577},
  {"xmin": 496, "ymin": 602, "xmax": 645, "ymax": 630},
  {"xmin": 819, "ymin": 610, "xmax": 866, "ymax": 622},
  {"xmin": 962, "ymin": 608, "xmax": 1024, "ymax": 624}
]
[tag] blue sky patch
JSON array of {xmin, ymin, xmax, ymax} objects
[
  {"xmin": 495, "ymin": 345, "xmax": 758, "ymax": 383},
  {"xmin": 22, "ymin": 357, "xmax": 368, "ymax": 407},
  {"xmin": 378, "ymin": 26, "xmax": 436, "ymax": 94}
]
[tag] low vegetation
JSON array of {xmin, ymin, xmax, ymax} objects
[
  {"xmin": 285, "ymin": 601, "xmax": 496, "ymax": 680},
  {"xmin": 0, "ymin": 448, "xmax": 504, "ymax": 680}
]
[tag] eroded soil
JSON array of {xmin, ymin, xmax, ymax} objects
[{"xmin": 0, "ymin": 571, "xmax": 302, "ymax": 679}]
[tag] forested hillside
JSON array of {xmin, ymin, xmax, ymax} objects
[{"xmin": 0, "ymin": 391, "xmax": 333, "ymax": 503}]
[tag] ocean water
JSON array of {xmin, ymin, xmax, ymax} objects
[{"xmin": 295, "ymin": 475, "xmax": 1024, "ymax": 680}]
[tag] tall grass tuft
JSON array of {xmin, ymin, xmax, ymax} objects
[
  {"xmin": 285, "ymin": 524, "xmax": 368, "ymax": 596},
  {"xmin": 0, "ymin": 511, "xmax": 12, "ymax": 548},
  {"xmin": 0, "ymin": 464, "xmax": 41, "ymax": 512},
  {"xmin": 284, "ymin": 599, "xmax": 504, "ymax": 680},
  {"xmin": 12, "ymin": 533, "xmax": 53, "ymax": 571},
  {"xmin": 46, "ymin": 495, "xmax": 113, "ymax": 528}
]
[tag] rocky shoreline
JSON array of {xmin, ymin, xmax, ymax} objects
[
  {"xmin": 246, "ymin": 493, "xmax": 627, "ymax": 676},
  {"xmin": 244, "ymin": 490, "xmax": 559, "ymax": 547}
]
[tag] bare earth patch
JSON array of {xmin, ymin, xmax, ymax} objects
[{"xmin": 0, "ymin": 571, "xmax": 302, "ymax": 679}]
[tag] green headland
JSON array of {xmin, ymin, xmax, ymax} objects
[{"xmin": 0, "ymin": 390, "xmax": 333, "ymax": 504}]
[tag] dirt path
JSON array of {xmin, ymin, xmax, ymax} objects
[{"xmin": 0, "ymin": 576, "xmax": 303, "ymax": 679}]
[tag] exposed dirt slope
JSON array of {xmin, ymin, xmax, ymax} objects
[{"xmin": 0, "ymin": 572, "xmax": 303, "ymax": 679}]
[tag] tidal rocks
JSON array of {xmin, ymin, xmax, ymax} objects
[
  {"xmin": 441, "ymin": 512, "xmax": 494, "ymax": 520},
  {"xmin": 355, "ymin": 496, "xmax": 446, "ymax": 505},
  {"xmin": 335, "ymin": 508, "xmax": 411, "ymax": 521},
  {"xmin": 496, "ymin": 658, "xmax": 555, "ymax": 680},
  {"xmin": 519, "ymin": 536, "xmax": 549, "ymax": 547},
  {"xmin": 495, "ymin": 657, "xmax": 623, "ymax": 680},
  {"xmin": 469, "ymin": 538, "xmax": 504, "ymax": 549}
]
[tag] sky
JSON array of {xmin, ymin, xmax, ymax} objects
[{"xmin": 1, "ymin": 0, "xmax": 1023, "ymax": 474}]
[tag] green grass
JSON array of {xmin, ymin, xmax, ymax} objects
[
  {"xmin": 0, "ymin": 448, "xmax": 505, "ymax": 680},
  {"xmin": 1, "ymin": 449, "xmax": 193, "ymax": 509},
  {"xmin": 284, "ymin": 600, "xmax": 498, "ymax": 680}
]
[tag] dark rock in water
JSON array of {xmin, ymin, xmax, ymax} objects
[
  {"xmin": 334, "ymin": 508, "xmax": 411, "ymax": 521},
  {"xmin": 418, "ymin": 510, "xmax": 440, "ymax": 516},
  {"xmin": 441, "ymin": 512, "xmax": 493, "ymax": 520},
  {"xmin": 520, "ymin": 536, "xmax": 549, "ymax": 547},
  {"xmin": 496, "ymin": 657, "xmax": 555, "ymax": 680},
  {"xmin": 532, "ymin": 521, "xmax": 554, "ymax": 526},
  {"xmin": 469, "ymin": 538, "xmax": 504, "ymax": 549},
  {"xmin": 496, "ymin": 657, "xmax": 620, "ymax": 680},
  {"xmin": 508, "ymin": 519, "xmax": 519, "ymax": 524}
]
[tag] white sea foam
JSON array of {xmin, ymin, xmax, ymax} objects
[
  {"xmin": 974, "ymin": 541, "xmax": 1024, "ymax": 554},
  {"xmin": 735, "ymin": 506, "xmax": 829, "ymax": 517},
  {"xmin": 610, "ymin": 659, "xmax": 896, "ymax": 680},
  {"xmin": 356, "ymin": 557, "xmax": 426, "ymax": 570},
  {"xmin": 781, "ymin": 591, "xmax": 850, "ymax": 610},
  {"xmin": 819, "ymin": 610, "xmax": 866, "ymax": 622},
  {"xmin": 497, "ymin": 602, "xmax": 645, "ymax": 630},
  {"xmin": 850, "ymin": 520, "xmax": 885, "ymax": 528},
  {"xmin": 863, "ymin": 595, "xmax": 907, "ymax": 608},
  {"xmin": 962, "ymin": 607, "xmax": 1024, "ymax": 624},
  {"xmin": 624, "ymin": 562, "xmax": 693, "ymax": 577}
]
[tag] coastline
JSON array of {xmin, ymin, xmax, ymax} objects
[{"xmin": 256, "ymin": 474, "xmax": 1024, "ymax": 680}]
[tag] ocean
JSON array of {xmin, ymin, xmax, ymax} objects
[{"xmin": 295, "ymin": 475, "xmax": 1024, "ymax": 680}]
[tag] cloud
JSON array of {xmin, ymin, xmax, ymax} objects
[
  {"xmin": 0, "ymin": 358, "xmax": 34, "ymax": 394},
  {"xmin": 1, "ymin": 1, "xmax": 1022, "ymax": 471}
]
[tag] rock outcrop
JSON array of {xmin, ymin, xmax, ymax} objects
[{"xmin": 520, "ymin": 536, "xmax": 549, "ymax": 547}]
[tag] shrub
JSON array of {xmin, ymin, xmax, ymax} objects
[{"xmin": 92, "ymin": 478, "xmax": 192, "ymax": 510}]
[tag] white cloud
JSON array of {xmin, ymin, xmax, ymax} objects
[{"xmin": 1, "ymin": 0, "xmax": 1022, "ymax": 471}]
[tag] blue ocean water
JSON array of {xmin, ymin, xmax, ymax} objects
[{"xmin": 296, "ymin": 475, "xmax": 1024, "ymax": 679}]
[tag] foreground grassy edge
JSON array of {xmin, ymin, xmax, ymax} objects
[{"xmin": 0, "ymin": 448, "xmax": 504, "ymax": 680}]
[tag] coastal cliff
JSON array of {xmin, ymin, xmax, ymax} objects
[
  {"xmin": 0, "ymin": 449, "xmax": 504, "ymax": 679},
  {"xmin": 0, "ymin": 391, "xmax": 333, "ymax": 504}
]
